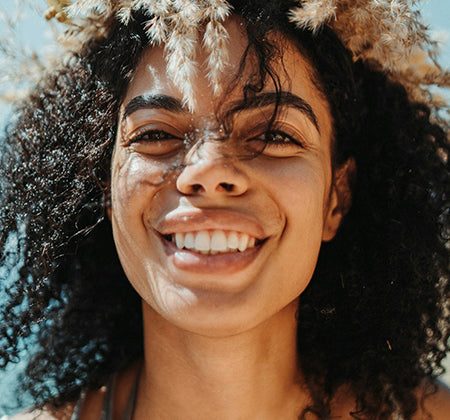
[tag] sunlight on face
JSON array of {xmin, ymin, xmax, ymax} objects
[{"xmin": 110, "ymin": 16, "xmax": 340, "ymax": 337}]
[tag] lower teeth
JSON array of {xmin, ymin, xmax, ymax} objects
[{"xmin": 196, "ymin": 249, "xmax": 239, "ymax": 255}]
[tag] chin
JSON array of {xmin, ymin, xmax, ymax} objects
[{"xmin": 143, "ymin": 287, "xmax": 279, "ymax": 337}]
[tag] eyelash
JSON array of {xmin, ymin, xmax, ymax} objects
[
  {"xmin": 261, "ymin": 130, "xmax": 304, "ymax": 148},
  {"xmin": 128, "ymin": 128, "xmax": 302, "ymax": 143},
  {"xmin": 125, "ymin": 128, "xmax": 186, "ymax": 158},
  {"xmin": 125, "ymin": 127, "xmax": 306, "ymax": 159},
  {"xmin": 129, "ymin": 129, "xmax": 180, "ymax": 143}
]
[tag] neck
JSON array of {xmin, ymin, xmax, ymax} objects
[{"xmin": 134, "ymin": 300, "xmax": 308, "ymax": 419}]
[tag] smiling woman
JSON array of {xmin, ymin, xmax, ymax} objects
[
  {"xmin": 0, "ymin": 1, "xmax": 449, "ymax": 420},
  {"xmin": 110, "ymin": 30, "xmax": 341, "ymax": 339}
]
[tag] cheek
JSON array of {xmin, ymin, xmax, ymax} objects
[
  {"xmin": 250, "ymin": 157, "xmax": 330, "ymax": 293},
  {"xmin": 111, "ymin": 151, "xmax": 165, "ymax": 208},
  {"xmin": 279, "ymin": 161, "xmax": 331, "ymax": 264},
  {"xmin": 252, "ymin": 156, "xmax": 330, "ymax": 220},
  {"xmin": 279, "ymin": 164, "xmax": 328, "ymax": 253},
  {"xmin": 109, "ymin": 151, "xmax": 168, "ymax": 291},
  {"xmin": 110, "ymin": 152, "xmax": 202, "ymax": 315}
]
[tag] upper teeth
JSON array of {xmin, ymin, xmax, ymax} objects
[{"xmin": 172, "ymin": 230, "xmax": 256, "ymax": 254}]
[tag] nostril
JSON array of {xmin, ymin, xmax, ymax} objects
[
  {"xmin": 192, "ymin": 184, "xmax": 203, "ymax": 193},
  {"xmin": 219, "ymin": 182, "xmax": 234, "ymax": 192}
]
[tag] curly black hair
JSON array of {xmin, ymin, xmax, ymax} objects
[{"xmin": 0, "ymin": 1, "xmax": 448, "ymax": 419}]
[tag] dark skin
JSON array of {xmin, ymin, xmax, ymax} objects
[{"xmin": 105, "ymin": 22, "xmax": 337, "ymax": 419}]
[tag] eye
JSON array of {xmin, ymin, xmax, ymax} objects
[
  {"xmin": 265, "ymin": 131, "xmax": 301, "ymax": 145},
  {"xmin": 245, "ymin": 130, "xmax": 305, "ymax": 157},
  {"xmin": 128, "ymin": 129, "xmax": 185, "ymax": 157}
]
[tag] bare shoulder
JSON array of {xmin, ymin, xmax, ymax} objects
[
  {"xmin": 5, "ymin": 404, "xmax": 75, "ymax": 420},
  {"xmin": 5, "ymin": 362, "xmax": 140, "ymax": 420},
  {"xmin": 3, "ymin": 410, "xmax": 61, "ymax": 420},
  {"xmin": 413, "ymin": 379, "xmax": 450, "ymax": 420}
]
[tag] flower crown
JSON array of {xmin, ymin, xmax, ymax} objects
[{"xmin": 13, "ymin": 1, "xmax": 450, "ymax": 113}]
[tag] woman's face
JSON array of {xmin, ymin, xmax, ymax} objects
[{"xmin": 110, "ymin": 18, "xmax": 342, "ymax": 336}]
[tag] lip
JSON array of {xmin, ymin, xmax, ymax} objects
[
  {"xmin": 154, "ymin": 208, "xmax": 267, "ymax": 240},
  {"xmin": 153, "ymin": 208, "xmax": 268, "ymax": 274},
  {"xmin": 159, "ymin": 233, "xmax": 264, "ymax": 274}
]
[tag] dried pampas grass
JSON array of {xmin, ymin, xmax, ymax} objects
[
  {"xmin": 289, "ymin": 0, "xmax": 450, "ymax": 110},
  {"xmin": 1, "ymin": 0, "xmax": 449, "ymax": 115},
  {"xmin": 0, "ymin": 0, "xmax": 62, "ymax": 104},
  {"xmin": 57, "ymin": 0, "xmax": 232, "ymax": 109}
]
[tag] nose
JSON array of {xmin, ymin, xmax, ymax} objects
[{"xmin": 176, "ymin": 141, "xmax": 249, "ymax": 197}]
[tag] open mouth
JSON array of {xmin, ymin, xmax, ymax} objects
[{"xmin": 161, "ymin": 230, "xmax": 266, "ymax": 255}]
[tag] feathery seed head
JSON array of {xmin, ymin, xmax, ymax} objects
[{"xmin": 5, "ymin": 0, "xmax": 450, "ymax": 114}]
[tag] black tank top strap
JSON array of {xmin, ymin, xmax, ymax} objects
[
  {"xmin": 70, "ymin": 390, "xmax": 86, "ymax": 420},
  {"xmin": 70, "ymin": 368, "xmax": 140, "ymax": 420},
  {"xmin": 122, "ymin": 366, "xmax": 142, "ymax": 420},
  {"xmin": 100, "ymin": 374, "xmax": 116, "ymax": 420}
]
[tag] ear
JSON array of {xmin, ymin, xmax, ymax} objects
[{"xmin": 322, "ymin": 158, "xmax": 356, "ymax": 242}]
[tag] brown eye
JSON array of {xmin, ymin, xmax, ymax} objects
[
  {"xmin": 129, "ymin": 130, "xmax": 184, "ymax": 157},
  {"xmin": 265, "ymin": 131, "xmax": 301, "ymax": 145},
  {"xmin": 132, "ymin": 129, "xmax": 177, "ymax": 142},
  {"xmin": 246, "ymin": 130, "xmax": 305, "ymax": 157}
]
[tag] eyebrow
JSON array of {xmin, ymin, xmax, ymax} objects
[
  {"xmin": 225, "ymin": 92, "xmax": 319, "ymax": 133},
  {"xmin": 123, "ymin": 91, "xmax": 319, "ymax": 132},
  {"xmin": 123, "ymin": 93, "xmax": 187, "ymax": 118}
]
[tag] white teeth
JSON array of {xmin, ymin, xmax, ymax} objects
[
  {"xmin": 211, "ymin": 230, "xmax": 227, "ymax": 252},
  {"xmin": 175, "ymin": 232, "xmax": 184, "ymax": 249},
  {"xmin": 238, "ymin": 233, "xmax": 249, "ymax": 252},
  {"xmin": 195, "ymin": 231, "xmax": 210, "ymax": 251},
  {"xmin": 170, "ymin": 230, "xmax": 259, "ymax": 254},
  {"xmin": 227, "ymin": 231, "xmax": 239, "ymax": 250},
  {"xmin": 184, "ymin": 232, "xmax": 195, "ymax": 249}
]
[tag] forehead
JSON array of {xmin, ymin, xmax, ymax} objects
[{"xmin": 121, "ymin": 16, "xmax": 332, "ymax": 138}]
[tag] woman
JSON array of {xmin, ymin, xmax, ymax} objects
[{"xmin": 0, "ymin": 0, "xmax": 449, "ymax": 419}]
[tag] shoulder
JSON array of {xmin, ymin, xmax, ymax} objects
[
  {"xmin": 1, "ymin": 411, "xmax": 60, "ymax": 420},
  {"xmin": 413, "ymin": 379, "xmax": 450, "ymax": 420},
  {"xmin": 4, "ymin": 362, "xmax": 140, "ymax": 420},
  {"xmin": 3, "ymin": 404, "xmax": 76, "ymax": 420}
]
